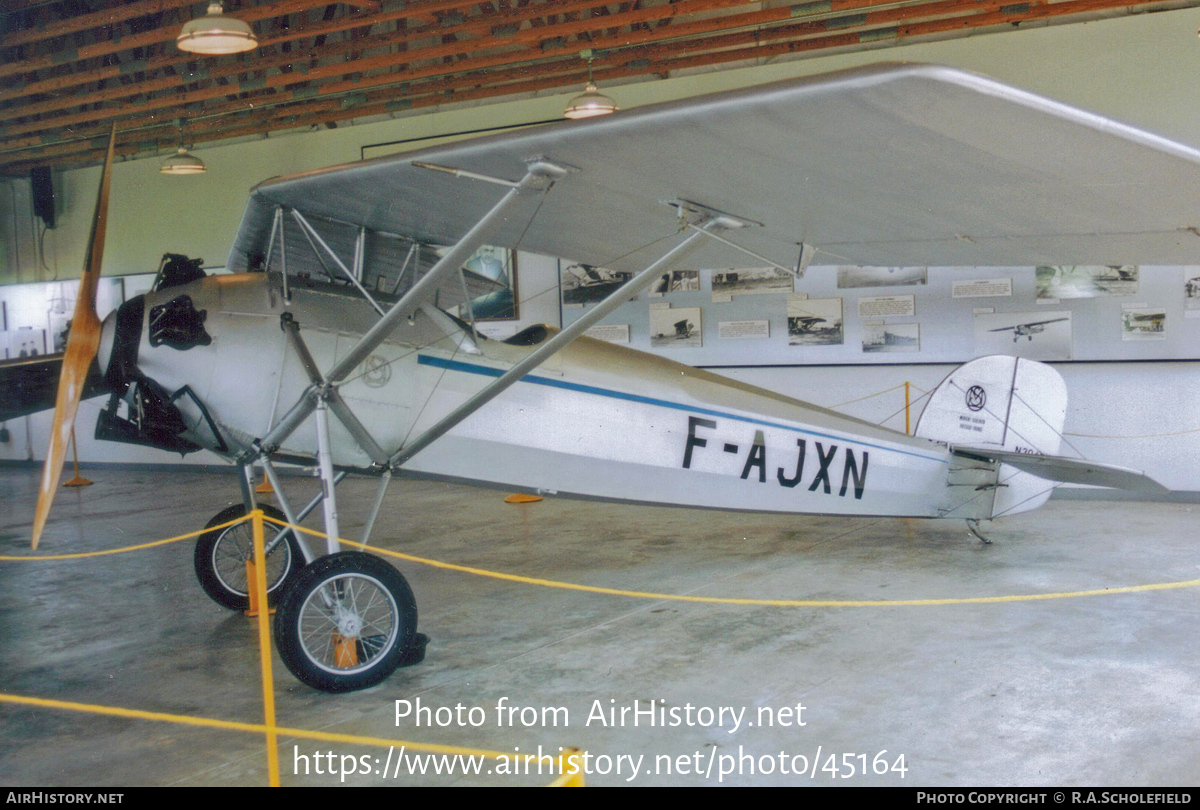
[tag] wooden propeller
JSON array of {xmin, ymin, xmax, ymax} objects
[{"xmin": 30, "ymin": 126, "xmax": 116, "ymax": 550}]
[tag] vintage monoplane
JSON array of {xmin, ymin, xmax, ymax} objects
[
  {"xmin": 13, "ymin": 63, "xmax": 1195, "ymax": 693},
  {"xmin": 988, "ymin": 317, "xmax": 1071, "ymax": 343}
]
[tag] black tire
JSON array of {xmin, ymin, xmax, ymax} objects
[
  {"xmin": 274, "ymin": 551, "xmax": 417, "ymax": 693},
  {"xmin": 193, "ymin": 503, "xmax": 306, "ymax": 611}
]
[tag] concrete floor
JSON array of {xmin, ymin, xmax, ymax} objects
[{"xmin": 2, "ymin": 466, "xmax": 1198, "ymax": 787}]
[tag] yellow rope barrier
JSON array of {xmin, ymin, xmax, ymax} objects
[
  {"xmin": 263, "ymin": 517, "xmax": 1200, "ymax": 608},
  {"xmin": 0, "ymin": 515, "xmax": 248, "ymax": 561},
  {"xmin": 4, "ymin": 512, "xmax": 1195, "ymax": 607},
  {"xmin": 0, "ymin": 691, "xmax": 544, "ymax": 763}
]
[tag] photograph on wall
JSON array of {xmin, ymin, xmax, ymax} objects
[
  {"xmin": 560, "ymin": 263, "xmax": 632, "ymax": 306},
  {"xmin": 650, "ymin": 306, "xmax": 702, "ymax": 348},
  {"xmin": 1121, "ymin": 307, "xmax": 1166, "ymax": 340},
  {"xmin": 973, "ymin": 310, "xmax": 1072, "ymax": 360},
  {"xmin": 1185, "ymin": 268, "xmax": 1200, "ymax": 318},
  {"xmin": 1035, "ymin": 265, "xmax": 1138, "ymax": 300},
  {"xmin": 9, "ymin": 327, "xmax": 48, "ymax": 358},
  {"xmin": 649, "ymin": 269, "xmax": 700, "ymax": 296},
  {"xmin": 459, "ymin": 245, "xmax": 518, "ymax": 320},
  {"xmin": 787, "ymin": 296, "xmax": 843, "ymax": 346},
  {"xmin": 711, "ymin": 267, "xmax": 794, "ymax": 296},
  {"xmin": 836, "ymin": 266, "xmax": 927, "ymax": 289},
  {"xmin": 862, "ymin": 322, "xmax": 920, "ymax": 353}
]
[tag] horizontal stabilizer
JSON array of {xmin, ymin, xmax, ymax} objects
[{"xmin": 952, "ymin": 446, "xmax": 1169, "ymax": 494}]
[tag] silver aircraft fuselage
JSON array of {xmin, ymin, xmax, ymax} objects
[{"xmin": 97, "ymin": 272, "xmax": 989, "ymax": 520}]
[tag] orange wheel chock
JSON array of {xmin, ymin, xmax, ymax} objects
[
  {"xmin": 334, "ymin": 634, "xmax": 359, "ymax": 668},
  {"xmin": 504, "ymin": 493, "xmax": 543, "ymax": 504}
]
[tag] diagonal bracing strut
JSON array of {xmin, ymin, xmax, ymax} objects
[
  {"xmin": 388, "ymin": 215, "xmax": 738, "ymax": 468},
  {"xmin": 245, "ymin": 158, "xmax": 568, "ymax": 553}
]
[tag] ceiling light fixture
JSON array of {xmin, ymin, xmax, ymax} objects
[
  {"xmin": 160, "ymin": 147, "xmax": 207, "ymax": 174},
  {"xmin": 564, "ymin": 50, "xmax": 618, "ymax": 119},
  {"xmin": 161, "ymin": 122, "xmax": 206, "ymax": 175},
  {"xmin": 176, "ymin": 2, "xmax": 258, "ymax": 55}
]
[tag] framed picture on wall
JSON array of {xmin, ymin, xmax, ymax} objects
[{"xmin": 461, "ymin": 245, "xmax": 519, "ymax": 321}]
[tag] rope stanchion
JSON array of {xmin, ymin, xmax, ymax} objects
[
  {"xmin": 823, "ymin": 381, "xmax": 930, "ymax": 433},
  {"xmin": 249, "ymin": 509, "xmax": 281, "ymax": 787}
]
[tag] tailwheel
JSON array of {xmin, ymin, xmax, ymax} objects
[
  {"xmin": 193, "ymin": 503, "xmax": 306, "ymax": 610},
  {"xmin": 274, "ymin": 551, "xmax": 417, "ymax": 693}
]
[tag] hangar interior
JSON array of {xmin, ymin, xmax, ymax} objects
[{"xmin": 2, "ymin": 0, "xmax": 1200, "ymax": 787}]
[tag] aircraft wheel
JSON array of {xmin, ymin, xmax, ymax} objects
[
  {"xmin": 193, "ymin": 503, "xmax": 306, "ymax": 611},
  {"xmin": 274, "ymin": 551, "xmax": 417, "ymax": 693}
]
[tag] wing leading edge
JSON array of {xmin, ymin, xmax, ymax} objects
[{"xmin": 229, "ymin": 62, "xmax": 1200, "ymax": 276}]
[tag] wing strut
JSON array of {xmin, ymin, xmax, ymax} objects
[
  {"xmin": 244, "ymin": 158, "xmax": 567, "ymax": 555},
  {"xmin": 389, "ymin": 216, "xmax": 734, "ymax": 468},
  {"xmin": 327, "ymin": 159, "xmax": 566, "ymax": 385}
]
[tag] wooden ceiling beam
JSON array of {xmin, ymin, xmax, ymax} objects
[
  {"xmin": 2, "ymin": 0, "xmax": 1190, "ymax": 173},
  {"xmin": 0, "ymin": 0, "xmax": 360, "ymax": 80},
  {"xmin": 0, "ymin": 0, "xmax": 1138, "ymax": 148},
  {"xmin": 0, "ymin": 0, "xmax": 760, "ymax": 130},
  {"xmin": 1, "ymin": 0, "xmax": 193, "ymax": 49},
  {"xmin": 0, "ymin": 0, "xmax": 621, "ymax": 103}
]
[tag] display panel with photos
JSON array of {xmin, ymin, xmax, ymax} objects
[{"xmin": 1, "ymin": 277, "xmax": 126, "ymax": 358}]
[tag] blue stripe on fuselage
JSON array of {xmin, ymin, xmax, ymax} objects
[{"xmin": 417, "ymin": 354, "xmax": 946, "ymax": 465}]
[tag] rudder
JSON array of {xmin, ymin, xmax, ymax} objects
[{"xmin": 915, "ymin": 356, "xmax": 1067, "ymax": 517}]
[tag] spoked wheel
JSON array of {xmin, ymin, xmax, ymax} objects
[
  {"xmin": 274, "ymin": 551, "xmax": 417, "ymax": 693},
  {"xmin": 193, "ymin": 503, "xmax": 306, "ymax": 610}
]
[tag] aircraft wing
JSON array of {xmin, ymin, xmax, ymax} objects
[
  {"xmin": 0, "ymin": 355, "xmax": 107, "ymax": 422},
  {"xmin": 229, "ymin": 62, "xmax": 1200, "ymax": 275},
  {"xmin": 951, "ymin": 446, "xmax": 1169, "ymax": 494}
]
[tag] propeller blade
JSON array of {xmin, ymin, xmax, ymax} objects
[{"xmin": 31, "ymin": 126, "xmax": 116, "ymax": 550}]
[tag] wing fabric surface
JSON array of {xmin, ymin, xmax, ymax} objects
[{"xmin": 229, "ymin": 62, "xmax": 1200, "ymax": 275}]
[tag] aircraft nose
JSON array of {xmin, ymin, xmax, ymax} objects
[{"xmin": 97, "ymin": 293, "xmax": 146, "ymax": 394}]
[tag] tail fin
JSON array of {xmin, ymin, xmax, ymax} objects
[{"xmin": 916, "ymin": 356, "xmax": 1067, "ymax": 517}]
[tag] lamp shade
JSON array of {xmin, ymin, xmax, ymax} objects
[
  {"xmin": 177, "ymin": 2, "xmax": 257, "ymax": 55},
  {"xmin": 564, "ymin": 83, "xmax": 618, "ymax": 119},
  {"xmin": 160, "ymin": 147, "xmax": 207, "ymax": 175}
]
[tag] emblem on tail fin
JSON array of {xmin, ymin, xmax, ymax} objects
[{"xmin": 965, "ymin": 386, "xmax": 986, "ymax": 412}]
